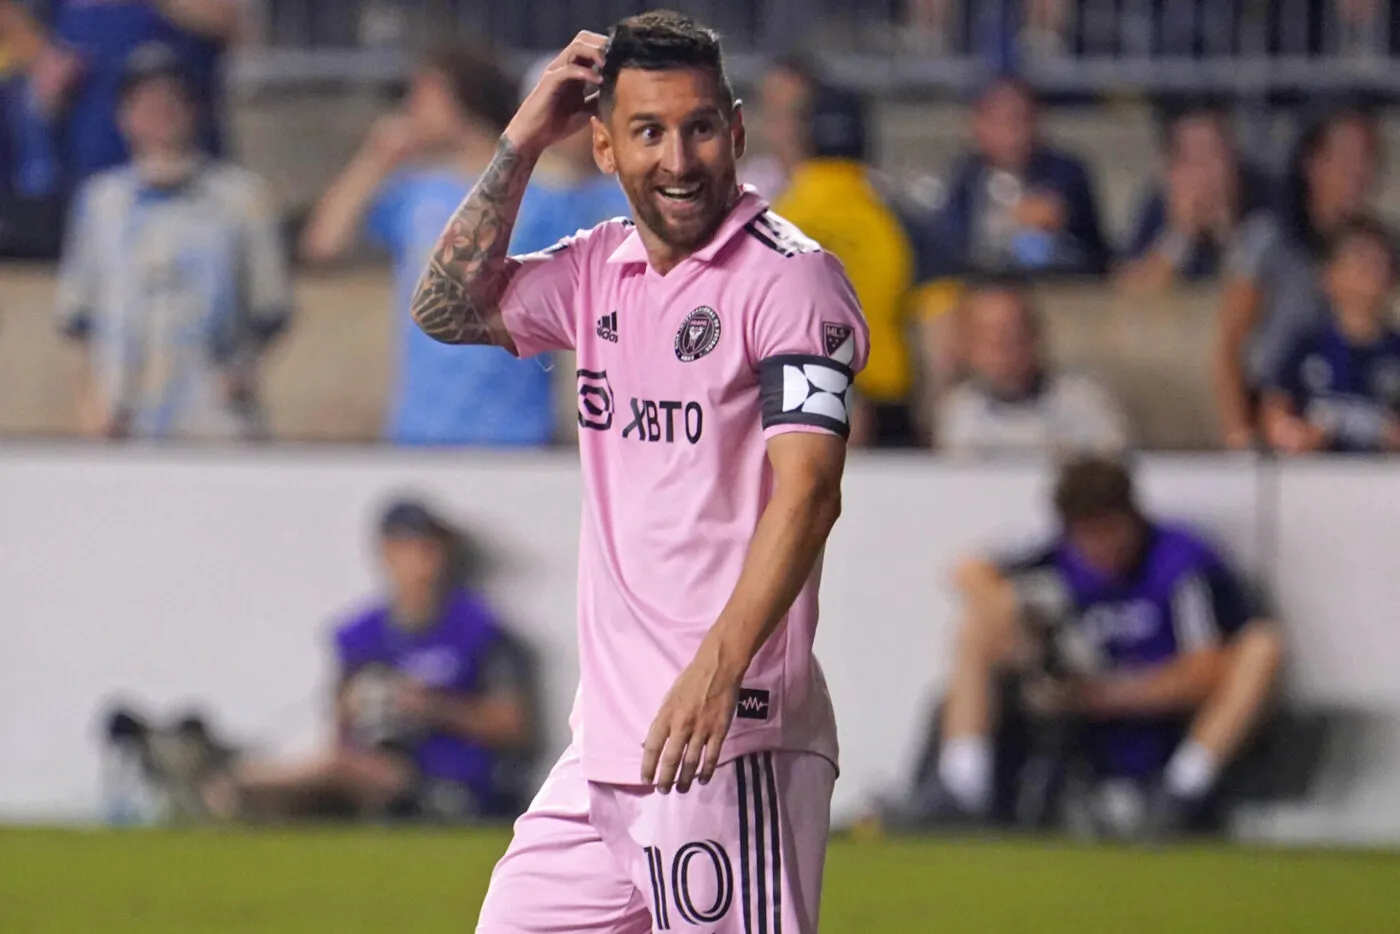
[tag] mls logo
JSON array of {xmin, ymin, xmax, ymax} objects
[{"xmin": 823, "ymin": 322, "xmax": 856, "ymax": 365}]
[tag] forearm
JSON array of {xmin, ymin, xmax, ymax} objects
[
  {"xmin": 1214, "ymin": 344, "xmax": 1253, "ymax": 438},
  {"xmin": 154, "ymin": 0, "xmax": 242, "ymax": 40},
  {"xmin": 703, "ymin": 477, "xmax": 843, "ymax": 680},
  {"xmin": 300, "ymin": 152, "xmax": 393, "ymax": 264},
  {"xmin": 409, "ymin": 136, "xmax": 536, "ymax": 346},
  {"xmin": 425, "ymin": 693, "xmax": 530, "ymax": 751},
  {"xmin": 1073, "ymin": 649, "xmax": 1227, "ymax": 719}
]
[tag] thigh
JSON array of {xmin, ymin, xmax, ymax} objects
[
  {"xmin": 591, "ymin": 751, "xmax": 836, "ymax": 934},
  {"xmin": 477, "ymin": 747, "xmax": 652, "ymax": 934}
]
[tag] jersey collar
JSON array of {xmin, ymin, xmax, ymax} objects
[{"xmin": 605, "ymin": 186, "xmax": 769, "ymax": 267}]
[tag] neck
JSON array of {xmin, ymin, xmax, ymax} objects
[
  {"xmin": 135, "ymin": 150, "xmax": 199, "ymax": 186},
  {"xmin": 1335, "ymin": 306, "xmax": 1384, "ymax": 344},
  {"xmin": 392, "ymin": 590, "xmax": 439, "ymax": 631}
]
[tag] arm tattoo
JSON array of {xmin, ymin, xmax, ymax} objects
[{"xmin": 410, "ymin": 137, "xmax": 535, "ymax": 345}]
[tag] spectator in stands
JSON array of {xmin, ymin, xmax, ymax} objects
[
  {"xmin": 203, "ymin": 498, "xmax": 537, "ymax": 824},
  {"xmin": 1215, "ymin": 103, "xmax": 1380, "ymax": 449},
  {"xmin": 938, "ymin": 75, "xmax": 1109, "ymax": 278},
  {"xmin": 24, "ymin": 0, "xmax": 242, "ymax": 192},
  {"xmin": 54, "ymin": 43, "xmax": 289, "ymax": 442},
  {"xmin": 937, "ymin": 278, "xmax": 1128, "ymax": 457},
  {"xmin": 774, "ymin": 80, "xmax": 944, "ymax": 446},
  {"xmin": 740, "ymin": 53, "xmax": 818, "ymax": 202},
  {"xmin": 300, "ymin": 45, "xmax": 556, "ymax": 448},
  {"xmin": 1263, "ymin": 216, "xmax": 1400, "ymax": 454},
  {"xmin": 512, "ymin": 54, "xmax": 630, "ymax": 254},
  {"xmin": 1118, "ymin": 101, "xmax": 1272, "ymax": 294},
  {"xmin": 937, "ymin": 456, "xmax": 1284, "ymax": 836}
]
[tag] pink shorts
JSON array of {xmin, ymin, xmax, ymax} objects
[{"xmin": 476, "ymin": 744, "xmax": 836, "ymax": 934}]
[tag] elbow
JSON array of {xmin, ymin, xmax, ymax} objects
[{"xmin": 298, "ymin": 229, "xmax": 340, "ymax": 266}]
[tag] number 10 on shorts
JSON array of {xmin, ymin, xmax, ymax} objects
[{"xmin": 644, "ymin": 841, "xmax": 734, "ymax": 929}]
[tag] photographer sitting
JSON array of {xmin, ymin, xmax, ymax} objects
[
  {"xmin": 204, "ymin": 498, "xmax": 536, "ymax": 823},
  {"xmin": 935, "ymin": 456, "xmax": 1284, "ymax": 837}
]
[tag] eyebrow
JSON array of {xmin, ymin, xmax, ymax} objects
[{"xmin": 627, "ymin": 105, "xmax": 723, "ymax": 126}]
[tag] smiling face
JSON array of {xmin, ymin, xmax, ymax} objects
[{"xmin": 594, "ymin": 66, "xmax": 745, "ymax": 257}]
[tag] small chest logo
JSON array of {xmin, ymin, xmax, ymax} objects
[
  {"xmin": 1302, "ymin": 354, "xmax": 1333, "ymax": 392},
  {"xmin": 577, "ymin": 369, "xmax": 614, "ymax": 431},
  {"xmin": 675, "ymin": 306, "xmax": 722, "ymax": 363},
  {"xmin": 596, "ymin": 311, "xmax": 619, "ymax": 343},
  {"xmin": 735, "ymin": 688, "xmax": 771, "ymax": 721}
]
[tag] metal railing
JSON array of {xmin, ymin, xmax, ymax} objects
[{"xmin": 230, "ymin": 0, "xmax": 1400, "ymax": 95}]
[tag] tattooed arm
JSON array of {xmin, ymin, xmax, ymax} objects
[
  {"xmin": 408, "ymin": 30, "xmax": 607, "ymax": 350},
  {"xmin": 408, "ymin": 138, "xmax": 537, "ymax": 349}
]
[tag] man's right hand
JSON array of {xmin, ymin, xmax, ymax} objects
[{"xmin": 503, "ymin": 31, "xmax": 607, "ymax": 157}]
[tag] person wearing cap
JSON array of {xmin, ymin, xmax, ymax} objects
[
  {"xmin": 23, "ymin": 0, "xmax": 242, "ymax": 192},
  {"xmin": 772, "ymin": 80, "xmax": 948, "ymax": 447},
  {"xmin": 301, "ymin": 43, "xmax": 564, "ymax": 448},
  {"xmin": 54, "ymin": 41, "xmax": 290, "ymax": 441},
  {"xmin": 202, "ymin": 498, "xmax": 538, "ymax": 824},
  {"xmin": 937, "ymin": 75, "xmax": 1109, "ymax": 278}
]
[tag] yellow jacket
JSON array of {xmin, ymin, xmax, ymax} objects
[{"xmin": 774, "ymin": 159, "xmax": 935, "ymax": 403}]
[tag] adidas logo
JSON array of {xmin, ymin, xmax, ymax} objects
[{"xmin": 596, "ymin": 311, "xmax": 619, "ymax": 343}]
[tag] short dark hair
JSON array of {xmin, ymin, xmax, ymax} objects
[
  {"xmin": 422, "ymin": 42, "xmax": 518, "ymax": 134},
  {"xmin": 1327, "ymin": 214, "xmax": 1397, "ymax": 270},
  {"xmin": 1052, "ymin": 456, "xmax": 1138, "ymax": 525},
  {"xmin": 972, "ymin": 72, "xmax": 1036, "ymax": 110},
  {"xmin": 600, "ymin": 10, "xmax": 734, "ymax": 115}
]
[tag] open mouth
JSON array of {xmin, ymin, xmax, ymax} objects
[{"xmin": 656, "ymin": 181, "xmax": 703, "ymax": 204}]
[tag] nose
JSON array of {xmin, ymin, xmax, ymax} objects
[{"xmin": 659, "ymin": 130, "xmax": 696, "ymax": 178}]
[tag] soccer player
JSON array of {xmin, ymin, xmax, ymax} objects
[{"xmin": 409, "ymin": 12, "xmax": 868, "ymax": 933}]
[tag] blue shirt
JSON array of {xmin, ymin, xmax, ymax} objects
[
  {"xmin": 513, "ymin": 172, "xmax": 630, "ymax": 254},
  {"xmin": 1270, "ymin": 317, "xmax": 1400, "ymax": 453},
  {"xmin": 368, "ymin": 167, "xmax": 557, "ymax": 446},
  {"xmin": 334, "ymin": 589, "xmax": 516, "ymax": 813},
  {"xmin": 44, "ymin": 1, "xmax": 228, "ymax": 185},
  {"xmin": 1003, "ymin": 523, "xmax": 1249, "ymax": 779}
]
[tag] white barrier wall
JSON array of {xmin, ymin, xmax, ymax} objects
[{"xmin": 0, "ymin": 447, "xmax": 1395, "ymax": 841}]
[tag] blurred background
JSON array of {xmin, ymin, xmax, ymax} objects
[{"xmin": 2, "ymin": 1, "xmax": 1400, "ymax": 932}]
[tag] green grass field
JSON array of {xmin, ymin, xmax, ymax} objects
[{"xmin": 2, "ymin": 828, "xmax": 1398, "ymax": 933}]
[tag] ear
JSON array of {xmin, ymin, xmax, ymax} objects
[
  {"xmin": 591, "ymin": 114, "xmax": 617, "ymax": 176},
  {"xmin": 731, "ymin": 99, "xmax": 746, "ymax": 162}
]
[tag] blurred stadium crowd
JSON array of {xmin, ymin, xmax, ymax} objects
[
  {"xmin": 0, "ymin": 0, "xmax": 1393, "ymax": 844},
  {"xmin": 2, "ymin": 0, "xmax": 1400, "ymax": 454}
]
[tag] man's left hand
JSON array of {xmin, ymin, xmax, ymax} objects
[{"xmin": 642, "ymin": 644, "xmax": 741, "ymax": 793}]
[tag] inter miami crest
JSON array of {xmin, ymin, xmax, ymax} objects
[{"xmin": 675, "ymin": 307, "xmax": 722, "ymax": 363}]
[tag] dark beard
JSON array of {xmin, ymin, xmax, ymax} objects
[{"xmin": 621, "ymin": 166, "xmax": 739, "ymax": 252}]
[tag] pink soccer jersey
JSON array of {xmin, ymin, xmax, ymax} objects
[{"xmin": 500, "ymin": 189, "xmax": 869, "ymax": 785}]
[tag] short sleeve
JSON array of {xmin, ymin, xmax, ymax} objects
[
  {"xmin": 754, "ymin": 251, "xmax": 870, "ymax": 440},
  {"xmin": 365, "ymin": 172, "xmax": 413, "ymax": 252},
  {"xmin": 1226, "ymin": 211, "xmax": 1279, "ymax": 282},
  {"xmin": 497, "ymin": 231, "xmax": 586, "ymax": 358},
  {"xmin": 1170, "ymin": 563, "xmax": 1250, "ymax": 652},
  {"xmin": 333, "ymin": 618, "xmax": 379, "ymax": 677}
]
